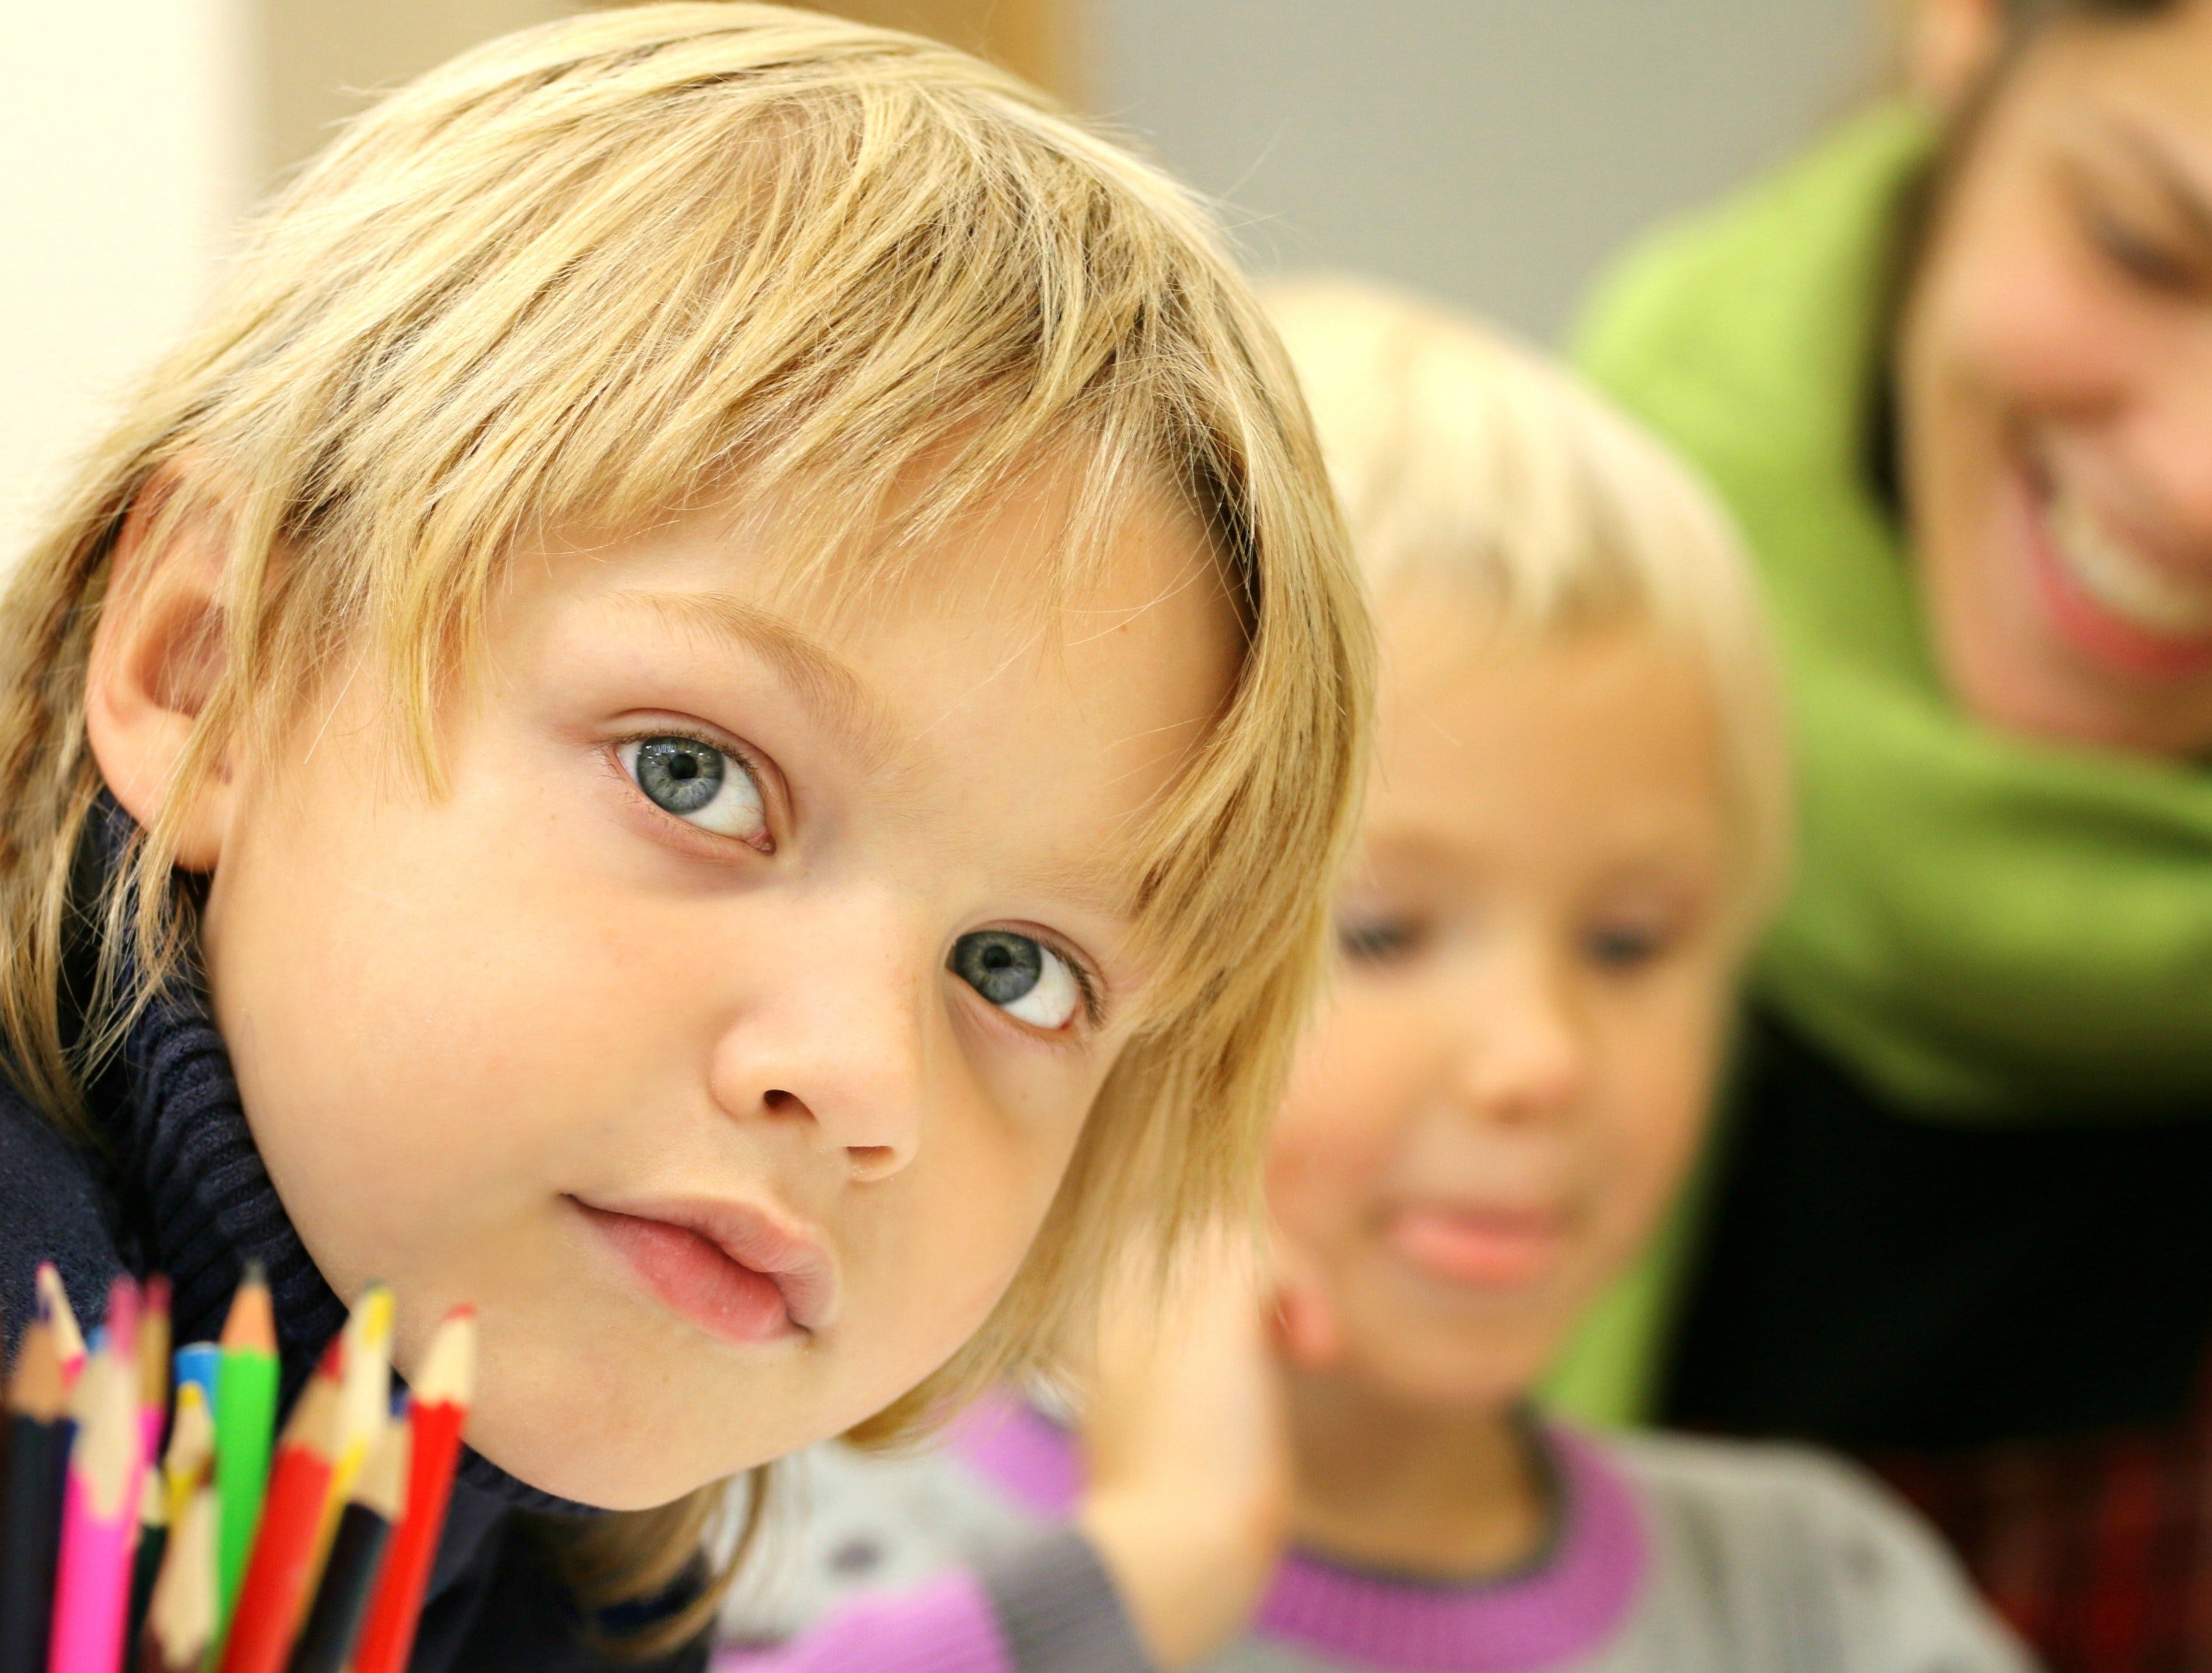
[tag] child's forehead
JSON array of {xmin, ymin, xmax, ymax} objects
[
  {"xmin": 1364, "ymin": 603, "xmax": 1721, "ymax": 801},
  {"xmin": 545, "ymin": 453, "xmax": 1226, "ymax": 650}
]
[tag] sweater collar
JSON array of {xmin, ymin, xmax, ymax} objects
[
  {"xmin": 83, "ymin": 798, "xmax": 592, "ymax": 1516},
  {"xmin": 948, "ymin": 1395, "xmax": 1645, "ymax": 1673}
]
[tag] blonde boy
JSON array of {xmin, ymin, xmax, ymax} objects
[{"xmin": 0, "ymin": 7, "xmax": 1369, "ymax": 1663}]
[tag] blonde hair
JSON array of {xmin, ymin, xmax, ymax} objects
[
  {"xmin": 0, "ymin": 4, "xmax": 1370, "ymax": 1643},
  {"xmin": 1264, "ymin": 277, "xmax": 1789, "ymax": 924}
]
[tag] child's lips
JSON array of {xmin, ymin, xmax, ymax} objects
[
  {"xmin": 572, "ymin": 1194, "xmax": 837, "ymax": 1343},
  {"xmin": 1384, "ymin": 1203, "xmax": 1569, "ymax": 1290}
]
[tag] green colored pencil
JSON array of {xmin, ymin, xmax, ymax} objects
[{"xmin": 213, "ymin": 1264, "xmax": 279, "ymax": 1638}]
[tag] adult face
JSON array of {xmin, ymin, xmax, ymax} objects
[{"xmin": 1900, "ymin": 0, "xmax": 2212, "ymax": 754}]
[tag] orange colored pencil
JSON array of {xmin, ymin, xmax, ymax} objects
[
  {"xmin": 215, "ymin": 1364, "xmax": 342, "ymax": 1673},
  {"xmin": 347, "ymin": 1309, "xmax": 475, "ymax": 1673}
]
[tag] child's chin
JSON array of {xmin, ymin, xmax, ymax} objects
[
  {"xmin": 1352, "ymin": 1317, "xmax": 1564, "ymax": 1413},
  {"xmin": 462, "ymin": 1397, "xmax": 731, "ymax": 1511}
]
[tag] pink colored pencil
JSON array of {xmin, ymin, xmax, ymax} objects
[{"xmin": 48, "ymin": 1279, "xmax": 144, "ymax": 1673}]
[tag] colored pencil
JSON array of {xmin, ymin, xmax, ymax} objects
[
  {"xmin": 136, "ymin": 1277, "xmax": 170, "ymax": 1466},
  {"xmin": 137, "ymin": 1484, "xmax": 215, "ymax": 1673},
  {"xmin": 214, "ymin": 1266, "xmax": 278, "ymax": 1638},
  {"xmin": 0, "ymin": 1320, "xmax": 70, "ymax": 1673},
  {"xmin": 170, "ymin": 1347, "xmax": 217, "ymax": 1422},
  {"xmin": 215, "ymin": 1363, "xmax": 341, "ymax": 1673},
  {"xmin": 314, "ymin": 1288, "xmax": 393, "ymax": 1566},
  {"xmin": 347, "ymin": 1309, "xmax": 474, "ymax": 1673},
  {"xmin": 127, "ymin": 1376, "xmax": 213, "ymax": 1653},
  {"xmin": 283, "ymin": 1415, "xmax": 406, "ymax": 1673},
  {"xmin": 124, "ymin": 1466, "xmax": 167, "ymax": 1660},
  {"xmin": 48, "ymin": 1279, "xmax": 143, "ymax": 1673},
  {"xmin": 157, "ymin": 1387, "xmax": 213, "ymax": 1534},
  {"xmin": 34, "ymin": 1267, "xmax": 84, "ymax": 1388}
]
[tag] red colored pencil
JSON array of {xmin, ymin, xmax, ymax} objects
[
  {"xmin": 214, "ymin": 1366, "xmax": 341, "ymax": 1673},
  {"xmin": 283, "ymin": 1414, "xmax": 407, "ymax": 1673},
  {"xmin": 347, "ymin": 1310, "xmax": 475, "ymax": 1673}
]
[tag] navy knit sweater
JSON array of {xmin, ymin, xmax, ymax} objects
[{"xmin": 0, "ymin": 809, "xmax": 707, "ymax": 1671}]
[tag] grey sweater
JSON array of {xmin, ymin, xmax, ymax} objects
[{"xmin": 714, "ymin": 1397, "xmax": 2035, "ymax": 1673}]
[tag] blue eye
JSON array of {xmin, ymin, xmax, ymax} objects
[
  {"xmin": 950, "ymin": 930, "xmax": 1083, "ymax": 1029},
  {"xmin": 1337, "ymin": 916, "xmax": 1424, "ymax": 966},
  {"xmin": 620, "ymin": 736, "xmax": 766, "ymax": 843},
  {"xmin": 1586, "ymin": 924, "xmax": 1666, "ymax": 971}
]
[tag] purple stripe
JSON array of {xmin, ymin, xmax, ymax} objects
[
  {"xmin": 951, "ymin": 1398, "xmax": 1645, "ymax": 1673},
  {"xmin": 714, "ymin": 1569, "xmax": 1015, "ymax": 1673},
  {"xmin": 948, "ymin": 1393, "xmax": 1084, "ymax": 1516},
  {"xmin": 1254, "ymin": 1428, "xmax": 1645, "ymax": 1672}
]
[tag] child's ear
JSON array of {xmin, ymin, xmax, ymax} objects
[
  {"xmin": 84, "ymin": 471, "xmax": 237, "ymax": 871},
  {"xmin": 1906, "ymin": 0, "xmax": 2008, "ymax": 110}
]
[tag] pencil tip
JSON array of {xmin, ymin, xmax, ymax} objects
[
  {"xmin": 36, "ymin": 1261, "xmax": 86, "ymax": 1364},
  {"xmin": 416, "ymin": 1308, "xmax": 479, "ymax": 1406},
  {"xmin": 221, "ymin": 1265, "xmax": 278, "ymax": 1352},
  {"xmin": 5, "ymin": 1317, "xmax": 64, "ymax": 1419},
  {"xmin": 104, "ymin": 1274, "xmax": 140, "ymax": 1359}
]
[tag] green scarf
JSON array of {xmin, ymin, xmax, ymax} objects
[
  {"xmin": 1578, "ymin": 102, "xmax": 2212, "ymax": 1119},
  {"xmin": 1544, "ymin": 104, "xmax": 2212, "ymax": 1427}
]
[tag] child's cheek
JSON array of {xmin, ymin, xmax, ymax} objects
[{"xmin": 1265, "ymin": 1030, "xmax": 1402, "ymax": 1250}]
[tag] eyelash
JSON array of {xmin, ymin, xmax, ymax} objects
[
  {"xmin": 2093, "ymin": 212, "xmax": 2199, "ymax": 293},
  {"xmin": 609, "ymin": 722, "xmax": 778, "ymax": 854}
]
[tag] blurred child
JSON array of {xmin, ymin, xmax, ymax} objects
[
  {"xmin": 716, "ymin": 281, "xmax": 2030, "ymax": 1673},
  {"xmin": 0, "ymin": 7, "xmax": 1370, "ymax": 1666}
]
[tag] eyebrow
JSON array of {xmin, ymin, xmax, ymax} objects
[
  {"xmin": 2094, "ymin": 114, "xmax": 2212, "ymax": 252},
  {"xmin": 612, "ymin": 587, "xmax": 1148, "ymax": 930},
  {"xmin": 609, "ymin": 589, "xmax": 904, "ymax": 775},
  {"xmin": 1024, "ymin": 851, "xmax": 1147, "ymax": 927}
]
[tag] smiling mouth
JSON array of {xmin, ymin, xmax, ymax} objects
[
  {"xmin": 573, "ymin": 1195, "xmax": 836, "ymax": 1344},
  {"xmin": 2025, "ymin": 466, "xmax": 2212, "ymax": 674},
  {"xmin": 1384, "ymin": 1203, "xmax": 1570, "ymax": 1291}
]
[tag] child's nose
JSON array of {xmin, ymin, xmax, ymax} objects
[
  {"xmin": 705, "ymin": 896, "xmax": 932, "ymax": 1182},
  {"xmin": 1451, "ymin": 957, "xmax": 1588, "ymax": 1127}
]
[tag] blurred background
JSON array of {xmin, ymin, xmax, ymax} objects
[{"xmin": 0, "ymin": 0, "xmax": 1876, "ymax": 561}]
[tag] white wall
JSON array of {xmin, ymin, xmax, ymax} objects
[
  {"xmin": 0, "ymin": 1, "xmax": 1881, "ymax": 568},
  {"xmin": 0, "ymin": 0, "xmax": 254, "ymax": 563},
  {"xmin": 1095, "ymin": 0, "xmax": 1879, "ymax": 342}
]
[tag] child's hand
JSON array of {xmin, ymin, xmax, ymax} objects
[{"xmin": 1077, "ymin": 1228, "xmax": 1291, "ymax": 1670}]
